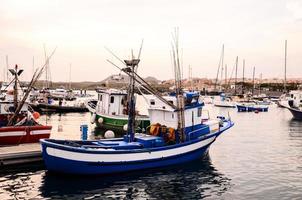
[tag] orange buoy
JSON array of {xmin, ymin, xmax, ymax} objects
[{"xmin": 33, "ymin": 112, "xmax": 40, "ymax": 119}]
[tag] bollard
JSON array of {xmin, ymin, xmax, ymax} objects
[{"xmin": 80, "ymin": 124, "xmax": 88, "ymax": 140}]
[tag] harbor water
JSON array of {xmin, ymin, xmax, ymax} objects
[{"xmin": 1, "ymin": 104, "xmax": 302, "ymax": 199}]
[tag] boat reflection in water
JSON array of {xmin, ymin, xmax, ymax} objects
[{"xmin": 40, "ymin": 157, "xmax": 231, "ymax": 199}]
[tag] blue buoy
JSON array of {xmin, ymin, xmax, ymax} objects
[{"xmin": 80, "ymin": 124, "xmax": 88, "ymax": 140}]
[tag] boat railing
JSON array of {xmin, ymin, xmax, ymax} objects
[{"xmin": 187, "ymin": 125, "xmax": 210, "ymax": 140}]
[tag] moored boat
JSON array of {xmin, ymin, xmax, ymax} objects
[
  {"xmin": 41, "ymin": 38, "xmax": 234, "ymax": 175},
  {"xmin": 0, "ymin": 65, "xmax": 52, "ymax": 145},
  {"xmin": 214, "ymin": 93, "xmax": 236, "ymax": 108},
  {"xmin": 86, "ymin": 88, "xmax": 150, "ymax": 132},
  {"xmin": 236, "ymin": 102, "xmax": 268, "ymax": 112},
  {"xmin": 285, "ymin": 90, "xmax": 302, "ymax": 120},
  {"xmin": 30, "ymin": 100, "xmax": 88, "ymax": 113}
]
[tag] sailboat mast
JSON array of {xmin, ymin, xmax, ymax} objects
[
  {"xmin": 225, "ymin": 64, "xmax": 227, "ymax": 88},
  {"xmin": 242, "ymin": 59, "xmax": 245, "ymax": 95},
  {"xmin": 43, "ymin": 44, "xmax": 48, "ymax": 88},
  {"xmin": 69, "ymin": 63, "xmax": 72, "ymax": 90},
  {"xmin": 252, "ymin": 66, "xmax": 255, "ymax": 96},
  {"xmin": 6, "ymin": 55, "xmax": 9, "ymax": 82},
  {"xmin": 284, "ymin": 40, "xmax": 287, "ymax": 92},
  {"xmin": 214, "ymin": 44, "xmax": 224, "ymax": 91},
  {"xmin": 235, "ymin": 56, "xmax": 238, "ymax": 95},
  {"xmin": 220, "ymin": 46, "xmax": 224, "ymax": 91},
  {"xmin": 32, "ymin": 56, "xmax": 35, "ymax": 78},
  {"xmin": 259, "ymin": 73, "xmax": 262, "ymax": 95}
]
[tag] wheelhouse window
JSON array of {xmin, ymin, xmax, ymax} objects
[
  {"xmin": 98, "ymin": 94, "xmax": 102, "ymax": 101},
  {"xmin": 150, "ymin": 99, "xmax": 155, "ymax": 105},
  {"xmin": 110, "ymin": 96, "xmax": 114, "ymax": 103}
]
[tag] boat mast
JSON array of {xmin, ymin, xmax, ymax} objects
[
  {"xmin": 220, "ymin": 51, "xmax": 224, "ymax": 92},
  {"xmin": 225, "ymin": 64, "xmax": 227, "ymax": 90},
  {"xmin": 252, "ymin": 66, "xmax": 255, "ymax": 96},
  {"xmin": 242, "ymin": 59, "xmax": 245, "ymax": 95},
  {"xmin": 44, "ymin": 44, "xmax": 48, "ymax": 88},
  {"xmin": 124, "ymin": 57, "xmax": 139, "ymax": 142},
  {"xmin": 234, "ymin": 56, "xmax": 238, "ymax": 95},
  {"xmin": 69, "ymin": 63, "xmax": 72, "ymax": 90},
  {"xmin": 14, "ymin": 65, "xmax": 18, "ymax": 109},
  {"xmin": 259, "ymin": 73, "xmax": 262, "ymax": 95},
  {"xmin": 284, "ymin": 40, "xmax": 287, "ymax": 92},
  {"xmin": 214, "ymin": 44, "xmax": 224, "ymax": 92},
  {"xmin": 6, "ymin": 55, "xmax": 9, "ymax": 82},
  {"xmin": 32, "ymin": 56, "xmax": 35, "ymax": 78},
  {"xmin": 172, "ymin": 28, "xmax": 185, "ymax": 142}
]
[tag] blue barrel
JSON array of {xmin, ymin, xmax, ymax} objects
[{"xmin": 80, "ymin": 124, "xmax": 88, "ymax": 140}]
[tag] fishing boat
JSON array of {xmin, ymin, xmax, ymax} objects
[
  {"xmin": 277, "ymin": 93, "xmax": 290, "ymax": 108},
  {"xmin": 285, "ymin": 90, "xmax": 302, "ymax": 120},
  {"xmin": 0, "ymin": 65, "xmax": 52, "ymax": 145},
  {"xmin": 41, "ymin": 36, "xmax": 233, "ymax": 175},
  {"xmin": 214, "ymin": 93, "xmax": 236, "ymax": 108},
  {"xmin": 30, "ymin": 97, "xmax": 88, "ymax": 113},
  {"xmin": 236, "ymin": 102, "xmax": 268, "ymax": 112},
  {"xmin": 86, "ymin": 88, "xmax": 150, "ymax": 132}
]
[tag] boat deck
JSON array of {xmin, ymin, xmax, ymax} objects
[{"xmin": 0, "ymin": 143, "xmax": 42, "ymax": 166}]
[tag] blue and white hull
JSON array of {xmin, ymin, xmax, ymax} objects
[
  {"xmin": 41, "ymin": 121, "xmax": 233, "ymax": 175},
  {"xmin": 236, "ymin": 104, "xmax": 268, "ymax": 112}
]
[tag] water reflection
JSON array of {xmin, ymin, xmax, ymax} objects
[
  {"xmin": 288, "ymin": 120, "xmax": 302, "ymax": 137},
  {"xmin": 38, "ymin": 157, "xmax": 230, "ymax": 199}
]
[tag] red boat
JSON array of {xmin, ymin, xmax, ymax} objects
[
  {"xmin": 0, "ymin": 65, "xmax": 52, "ymax": 145},
  {"xmin": 0, "ymin": 125, "xmax": 52, "ymax": 145}
]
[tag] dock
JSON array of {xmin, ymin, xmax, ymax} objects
[{"xmin": 0, "ymin": 143, "xmax": 42, "ymax": 166}]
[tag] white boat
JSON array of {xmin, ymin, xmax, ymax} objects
[
  {"xmin": 86, "ymin": 88, "xmax": 150, "ymax": 132},
  {"xmin": 214, "ymin": 93, "xmax": 236, "ymax": 108}
]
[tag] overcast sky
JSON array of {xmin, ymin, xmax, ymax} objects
[{"xmin": 0, "ymin": 0, "xmax": 302, "ymax": 82}]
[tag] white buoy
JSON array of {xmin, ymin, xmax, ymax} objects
[
  {"xmin": 123, "ymin": 124, "xmax": 128, "ymax": 131},
  {"xmin": 104, "ymin": 130, "xmax": 115, "ymax": 139},
  {"xmin": 90, "ymin": 113, "xmax": 96, "ymax": 124},
  {"xmin": 98, "ymin": 117, "xmax": 104, "ymax": 124}
]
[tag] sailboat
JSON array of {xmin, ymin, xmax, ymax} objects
[
  {"xmin": 40, "ymin": 34, "xmax": 234, "ymax": 175},
  {"xmin": 277, "ymin": 40, "xmax": 290, "ymax": 108}
]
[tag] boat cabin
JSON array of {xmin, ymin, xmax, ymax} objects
[
  {"xmin": 147, "ymin": 91, "xmax": 217, "ymax": 142},
  {"xmin": 288, "ymin": 90, "xmax": 302, "ymax": 108},
  {"xmin": 96, "ymin": 89, "xmax": 128, "ymax": 116}
]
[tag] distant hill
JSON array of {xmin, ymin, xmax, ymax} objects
[{"xmin": 20, "ymin": 74, "xmax": 162, "ymax": 90}]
